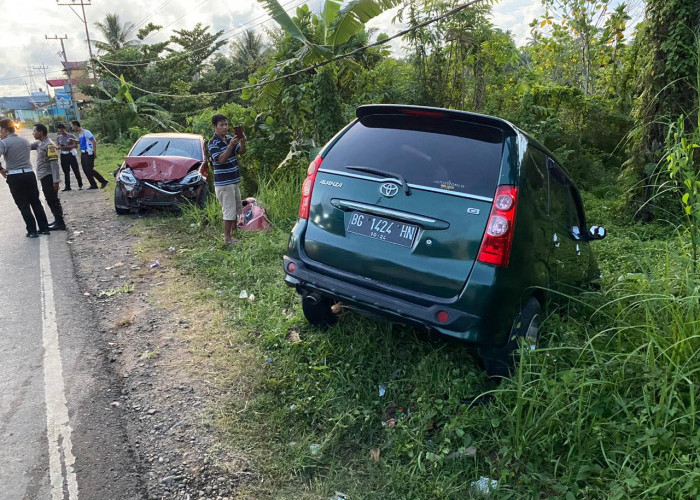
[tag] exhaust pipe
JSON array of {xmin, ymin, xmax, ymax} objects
[{"xmin": 303, "ymin": 292, "xmax": 322, "ymax": 306}]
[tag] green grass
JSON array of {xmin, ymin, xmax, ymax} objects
[{"xmin": 108, "ymin": 161, "xmax": 700, "ymax": 499}]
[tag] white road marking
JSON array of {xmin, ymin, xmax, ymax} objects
[{"xmin": 40, "ymin": 236, "xmax": 79, "ymax": 500}]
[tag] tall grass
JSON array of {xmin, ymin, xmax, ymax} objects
[{"xmin": 146, "ymin": 170, "xmax": 699, "ymax": 499}]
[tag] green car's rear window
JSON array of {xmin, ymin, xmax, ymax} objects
[{"xmin": 321, "ymin": 115, "xmax": 504, "ymax": 197}]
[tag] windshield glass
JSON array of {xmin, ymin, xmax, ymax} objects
[
  {"xmin": 130, "ymin": 137, "xmax": 202, "ymax": 161},
  {"xmin": 322, "ymin": 115, "xmax": 504, "ymax": 197}
]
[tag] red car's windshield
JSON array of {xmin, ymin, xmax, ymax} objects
[{"xmin": 131, "ymin": 137, "xmax": 203, "ymax": 161}]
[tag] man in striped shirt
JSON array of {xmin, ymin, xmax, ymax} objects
[{"xmin": 208, "ymin": 114, "xmax": 246, "ymax": 245}]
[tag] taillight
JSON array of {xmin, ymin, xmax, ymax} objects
[
  {"xmin": 299, "ymin": 155, "xmax": 322, "ymax": 219},
  {"xmin": 477, "ymin": 185, "xmax": 518, "ymax": 267}
]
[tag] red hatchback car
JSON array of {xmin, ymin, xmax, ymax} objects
[{"xmin": 114, "ymin": 133, "xmax": 210, "ymax": 214}]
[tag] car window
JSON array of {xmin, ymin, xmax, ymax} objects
[
  {"xmin": 321, "ymin": 115, "xmax": 504, "ymax": 197},
  {"xmin": 525, "ymin": 148, "xmax": 549, "ymax": 214},
  {"xmin": 130, "ymin": 138, "xmax": 203, "ymax": 161},
  {"xmin": 549, "ymin": 162, "xmax": 584, "ymax": 233}
]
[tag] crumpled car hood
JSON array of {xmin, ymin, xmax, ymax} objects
[{"xmin": 124, "ymin": 156, "xmax": 200, "ymax": 181}]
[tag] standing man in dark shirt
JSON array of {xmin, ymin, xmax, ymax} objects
[
  {"xmin": 0, "ymin": 118, "xmax": 50, "ymax": 237},
  {"xmin": 31, "ymin": 124, "xmax": 66, "ymax": 230},
  {"xmin": 208, "ymin": 114, "xmax": 246, "ymax": 245},
  {"xmin": 71, "ymin": 120, "xmax": 108, "ymax": 189},
  {"xmin": 56, "ymin": 122, "xmax": 83, "ymax": 190}
]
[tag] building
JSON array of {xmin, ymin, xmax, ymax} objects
[
  {"xmin": 0, "ymin": 92, "xmax": 51, "ymax": 122},
  {"xmin": 46, "ymin": 61, "xmax": 92, "ymax": 104}
]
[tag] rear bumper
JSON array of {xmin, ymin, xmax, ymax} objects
[{"xmin": 284, "ymin": 255, "xmax": 490, "ymax": 343}]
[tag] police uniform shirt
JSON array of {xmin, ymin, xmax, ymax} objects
[
  {"xmin": 31, "ymin": 138, "xmax": 60, "ymax": 181},
  {"xmin": 0, "ymin": 133, "xmax": 32, "ymax": 171}
]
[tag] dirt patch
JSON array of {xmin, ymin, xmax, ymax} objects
[{"xmin": 61, "ymin": 188, "xmax": 259, "ymax": 499}]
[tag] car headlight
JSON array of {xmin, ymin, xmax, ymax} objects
[
  {"xmin": 180, "ymin": 171, "xmax": 203, "ymax": 186},
  {"xmin": 119, "ymin": 168, "xmax": 138, "ymax": 185}
]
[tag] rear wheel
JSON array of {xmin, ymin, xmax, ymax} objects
[
  {"xmin": 478, "ymin": 297, "xmax": 541, "ymax": 377},
  {"xmin": 302, "ymin": 294, "xmax": 338, "ymax": 327},
  {"xmin": 114, "ymin": 186, "xmax": 130, "ymax": 215}
]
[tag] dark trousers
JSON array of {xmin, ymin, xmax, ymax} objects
[
  {"xmin": 81, "ymin": 152, "xmax": 107, "ymax": 188},
  {"xmin": 40, "ymin": 175, "xmax": 64, "ymax": 224},
  {"xmin": 6, "ymin": 172, "xmax": 49, "ymax": 233},
  {"xmin": 60, "ymin": 153, "xmax": 82, "ymax": 189}
]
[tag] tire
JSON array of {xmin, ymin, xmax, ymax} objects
[
  {"xmin": 114, "ymin": 186, "xmax": 130, "ymax": 215},
  {"xmin": 195, "ymin": 182, "xmax": 209, "ymax": 209},
  {"xmin": 301, "ymin": 294, "xmax": 338, "ymax": 327},
  {"xmin": 478, "ymin": 297, "xmax": 542, "ymax": 378}
]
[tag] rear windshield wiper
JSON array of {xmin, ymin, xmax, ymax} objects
[{"xmin": 346, "ymin": 166, "xmax": 411, "ymax": 195}]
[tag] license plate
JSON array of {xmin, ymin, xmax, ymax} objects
[{"xmin": 346, "ymin": 212, "xmax": 418, "ymax": 247}]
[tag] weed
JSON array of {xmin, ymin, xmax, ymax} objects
[
  {"xmin": 132, "ymin": 168, "xmax": 699, "ymax": 499},
  {"xmin": 98, "ymin": 283, "xmax": 135, "ymax": 298}
]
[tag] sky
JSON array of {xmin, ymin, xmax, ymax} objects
[{"xmin": 0, "ymin": 0, "xmax": 645, "ymax": 98}]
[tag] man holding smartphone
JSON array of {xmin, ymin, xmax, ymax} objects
[{"xmin": 208, "ymin": 114, "xmax": 246, "ymax": 245}]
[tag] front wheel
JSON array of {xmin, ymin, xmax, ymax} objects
[
  {"xmin": 114, "ymin": 186, "xmax": 130, "ymax": 215},
  {"xmin": 195, "ymin": 182, "xmax": 209, "ymax": 209},
  {"xmin": 478, "ymin": 297, "xmax": 542, "ymax": 377}
]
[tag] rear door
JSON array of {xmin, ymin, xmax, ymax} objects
[
  {"xmin": 548, "ymin": 161, "xmax": 588, "ymax": 287},
  {"xmin": 303, "ymin": 112, "xmax": 506, "ymax": 299}
]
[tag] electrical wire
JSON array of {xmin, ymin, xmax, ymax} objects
[
  {"xmin": 95, "ymin": 0, "xmax": 489, "ymax": 99},
  {"xmin": 133, "ymin": 0, "xmax": 175, "ymax": 30},
  {"xmin": 99, "ymin": 0, "xmax": 305, "ymax": 66}
]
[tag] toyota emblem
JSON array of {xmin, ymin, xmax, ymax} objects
[{"xmin": 379, "ymin": 183, "xmax": 399, "ymax": 198}]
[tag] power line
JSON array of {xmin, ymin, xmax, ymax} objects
[
  {"xmin": 99, "ymin": 0, "xmax": 305, "ymax": 67},
  {"xmin": 139, "ymin": 0, "xmax": 214, "ymax": 43},
  {"xmin": 133, "ymin": 0, "xmax": 175, "ymax": 30},
  {"xmin": 0, "ymin": 71, "xmax": 66, "ymax": 83},
  {"xmin": 96, "ymin": 0, "xmax": 489, "ymax": 99}
]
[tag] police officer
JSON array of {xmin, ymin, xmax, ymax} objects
[
  {"xmin": 0, "ymin": 118, "xmax": 50, "ymax": 237},
  {"xmin": 31, "ymin": 123, "xmax": 66, "ymax": 230}
]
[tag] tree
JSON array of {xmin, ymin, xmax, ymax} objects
[
  {"xmin": 231, "ymin": 29, "xmax": 268, "ymax": 74},
  {"xmin": 254, "ymin": 0, "xmax": 403, "ymax": 105},
  {"xmin": 625, "ymin": 0, "xmax": 700, "ymax": 220},
  {"xmin": 94, "ymin": 13, "xmax": 138, "ymax": 53}
]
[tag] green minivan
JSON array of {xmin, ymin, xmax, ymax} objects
[{"xmin": 283, "ymin": 105, "xmax": 606, "ymax": 376}]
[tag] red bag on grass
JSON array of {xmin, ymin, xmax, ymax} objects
[{"xmin": 238, "ymin": 197, "xmax": 271, "ymax": 231}]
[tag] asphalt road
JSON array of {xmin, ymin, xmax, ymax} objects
[{"xmin": 0, "ymin": 128, "xmax": 144, "ymax": 500}]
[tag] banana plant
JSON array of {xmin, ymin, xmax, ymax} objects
[
  {"xmin": 255, "ymin": 0, "xmax": 402, "ymax": 105},
  {"xmin": 94, "ymin": 75, "xmax": 180, "ymax": 133}
]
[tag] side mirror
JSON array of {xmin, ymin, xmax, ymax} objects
[{"xmin": 587, "ymin": 225, "xmax": 607, "ymax": 241}]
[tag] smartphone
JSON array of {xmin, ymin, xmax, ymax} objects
[{"xmin": 233, "ymin": 126, "xmax": 244, "ymax": 140}]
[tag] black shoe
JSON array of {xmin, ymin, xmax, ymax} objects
[
  {"xmin": 39, "ymin": 230, "xmax": 51, "ymax": 235},
  {"xmin": 62, "ymin": 187, "xmax": 72, "ymax": 191},
  {"xmin": 49, "ymin": 221, "xmax": 67, "ymax": 230},
  {"xmin": 87, "ymin": 186, "xmax": 98, "ymax": 190},
  {"xmin": 26, "ymin": 232, "xmax": 39, "ymax": 238},
  {"xmin": 100, "ymin": 180, "xmax": 109, "ymax": 189}
]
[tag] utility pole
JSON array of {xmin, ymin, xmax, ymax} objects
[
  {"xmin": 56, "ymin": 0, "xmax": 95, "ymax": 76},
  {"xmin": 32, "ymin": 64, "xmax": 51, "ymax": 97},
  {"xmin": 27, "ymin": 65, "xmax": 39, "ymax": 94},
  {"xmin": 45, "ymin": 34, "xmax": 80, "ymax": 121},
  {"xmin": 56, "ymin": 0, "xmax": 106, "ymax": 135}
]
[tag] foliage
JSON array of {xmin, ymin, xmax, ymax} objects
[
  {"xmin": 94, "ymin": 13, "xmax": 138, "ymax": 53},
  {"xmin": 624, "ymin": 0, "xmax": 700, "ymax": 220},
  {"xmin": 83, "ymin": 2, "xmax": 700, "ymax": 497}
]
